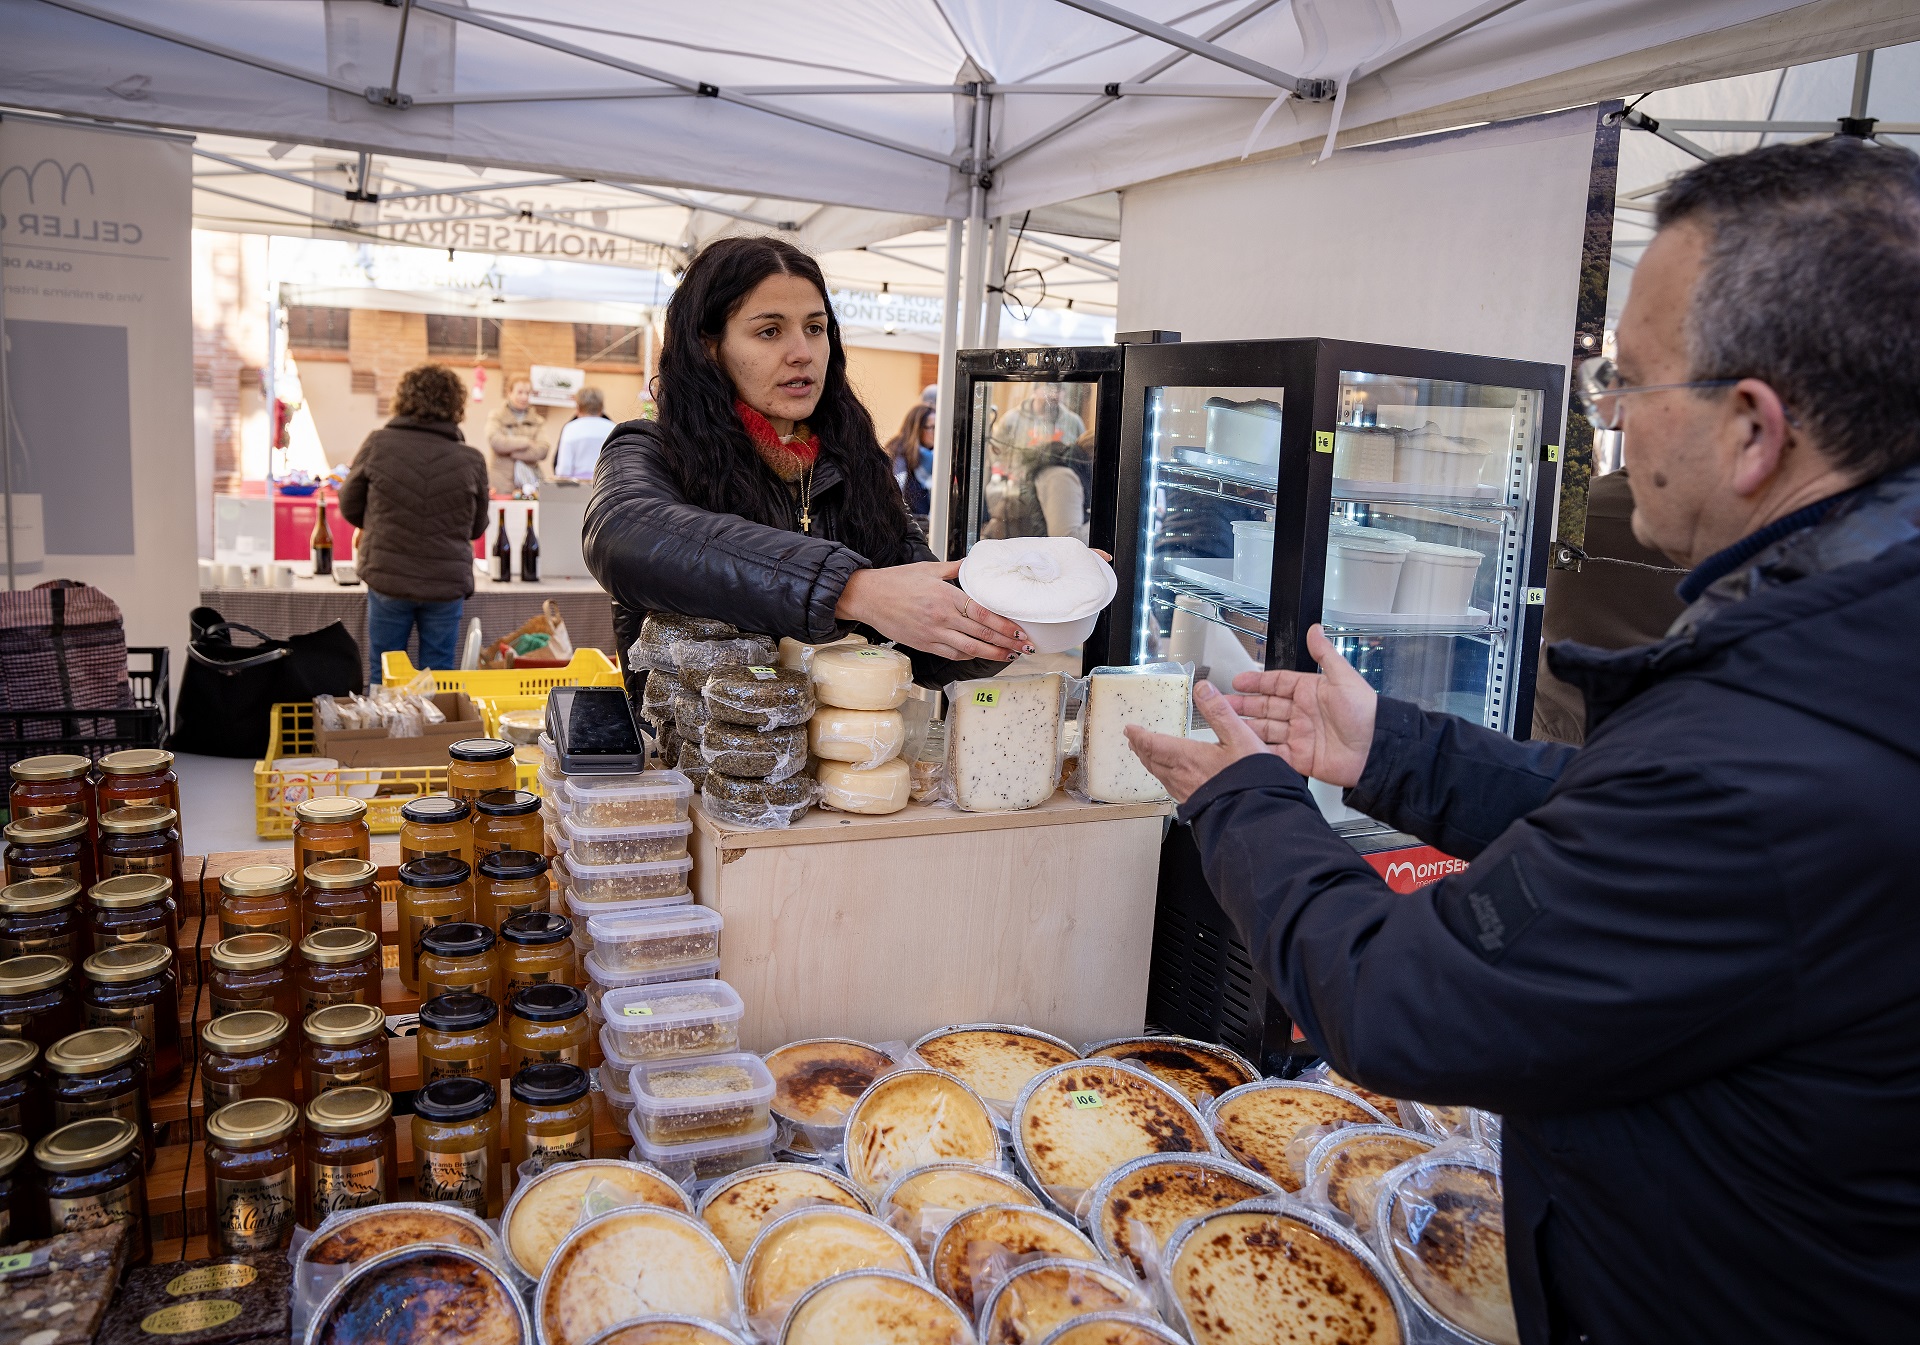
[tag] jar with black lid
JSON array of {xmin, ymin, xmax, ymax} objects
[
  {"xmin": 472, "ymin": 790, "xmax": 543, "ymax": 859},
  {"xmin": 36, "ymin": 1116, "xmax": 149, "ymax": 1264},
  {"xmin": 204, "ymin": 1097, "xmax": 298, "ymax": 1254},
  {"xmin": 96, "ymin": 806, "xmax": 185, "ymax": 900},
  {"xmin": 303, "ymin": 1085, "xmax": 397, "ymax": 1224},
  {"xmin": 476, "ymin": 849, "xmax": 550, "ymax": 933},
  {"xmin": 500, "ymin": 912, "xmax": 576, "ymax": 998},
  {"xmin": 45, "ymin": 1026, "xmax": 153, "ymax": 1169},
  {"xmin": 447, "ymin": 739, "xmax": 516, "ymax": 803},
  {"xmin": 395, "ymin": 857, "xmax": 473, "ymax": 993},
  {"xmin": 302, "ymin": 1001, "xmax": 389, "ymax": 1096},
  {"xmin": 4, "ymin": 814, "xmax": 93, "ymax": 889},
  {"xmin": 505, "ymin": 982, "xmax": 590, "ymax": 1079},
  {"xmin": 0, "ymin": 1037, "xmax": 46, "ymax": 1138},
  {"xmin": 417, "ymin": 922, "xmax": 496, "ymax": 1001},
  {"xmin": 297, "ymin": 926, "xmax": 382, "ymax": 1014},
  {"xmin": 95, "ymin": 748, "xmax": 179, "ymax": 817},
  {"xmin": 413, "ymin": 1075, "xmax": 498, "ymax": 1218},
  {"xmin": 86, "ymin": 873, "xmax": 177, "ymax": 953},
  {"xmin": 0, "ymin": 954, "xmax": 81, "ymax": 1049},
  {"xmin": 217, "ymin": 863, "xmax": 298, "ymax": 942},
  {"xmin": 417, "ymin": 992, "xmax": 500, "ymax": 1091},
  {"xmin": 81, "ymin": 944, "xmax": 181, "ymax": 1091},
  {"xmin": 200, "ymin": 1010, "xmax": 295, "ymax": 1115},
  {"xmin": 400, "ymin": 795, "xmax": 474, "ymax": 867},
  {"xmin": 9, "ymin": 754, "xmax": 93, "ymax": 829},
  {"xmin": 508, "ymin": 1061, "xmax": 592, "ymax": 1193},
  {"xmin": 0, "ymin": 877, "xmax": 84, "ymax": 964},
  {"xmin": 0, "ymin": 1131, "xmax": 27, "ymax": 1243},
  {"xmin": 208, "ymin": 933, "xmax": 298, "ymax": 1021},
  {"xmin": 300, "ymin": 858, "xmax": 380, "ymax": 937}
]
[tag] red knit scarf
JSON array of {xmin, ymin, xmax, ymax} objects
[{"xmin": 736, "ymin": 400, "xmax": 819, "ymax": 482}]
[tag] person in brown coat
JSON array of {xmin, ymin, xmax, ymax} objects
[{"xmin": 338, "ymin": 364, "xmax": 491, "ymax": 680}]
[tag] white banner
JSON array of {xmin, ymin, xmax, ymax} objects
[{"xmin": 1, "ymin": 114, "xmax": 197, "ymax": 667}]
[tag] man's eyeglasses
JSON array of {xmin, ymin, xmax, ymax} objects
[{"xmin": 1575, "ymin": 356, "xmax": 1738, "ymax": 432}]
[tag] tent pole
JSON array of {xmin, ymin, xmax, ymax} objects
[
  {"xmin": 930, "ymin": 219, "xmax": 964, "ymax": 561},
  {"xmin": 960, "ymin": 86, "xmax": 991, "ymax": 349},
  {"xmin": 982, "ymin": 216, "xmax": 1007, "ymax": 349},
  {"xmin": 1850, "ymin": 50, "xmax": 1874, "ymax": 119}
]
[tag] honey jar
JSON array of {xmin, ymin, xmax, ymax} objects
[
  {"xmin": 447, "ymin": 739, "xmax": 516, "ymax": 804},
  {"xmin": 505, "ymin": 982, "xmax": 590, "ymax": 1079},
  {"xmin": 302, "ymin": 1001, "xmax": 389, "ymax": 1096},
  {"xmin": 0, "ymin": 1132, "xmax": 27, "ymax": 1244},
  {"xmin": 86, "ymin": 873, "xmax": 177, "ymax": 953},
  {"xmin": 400, "ymin": 795, "xmax": 473, "ymax": 866},
  {"xmin": 45, "ymin": 1026, "xmax": 153, "ymax": 1169},
  {"xmin": 291, "ymin": 796, "xmax": 370, "ymax": 876},
  {"xmin": 395, "ymin": 857, "xmax": 473, "ymax": 993},
  {"xmin": 472, "ymin": 790, "xmax": 542, "ymax": 858},
  {"xmin": 417, "ymin": 992, "xmax": 500, "ymax": 1092},
  {"xmin": 204, "ymin": 1097, "xmax": 299, "ymax": 1254},
  {"xmin": 95, "ymin": 806, "xmax": 185, "ymax": 900},
  {"xmin": 200, "ymin": 1010, "xmax": 295, "ymax": 1115},
  {"xmin": 0, "ymin": 955, "xmax": 80, "ymax": 1050},
  {"xmin": 80, "ymin": 944, "xmax": 181, "ymax": 1091},
  {"xmin": 417, "ymin": 922, "xmax": 496, "ymax": 1001},
  {"xmin": 0, "ymin": 1037, "xmax": 47, "ymax": 1137},
  {"xmin": 8, "ymin": 754, "xmax": 92, "ymax": 827},
  {"xmin": 37, "ymin": 1116, "xmax": 149, "ymax": 1264},
  {"xmin": 95, "ymin": 749, "xmax": 179, "ymax": 816},
  {"xmin": 208, "ymin": 933, "xmax": 298, "ymax": 1021},
  {"xmin": 413, "ymin": 1075, "xmax": 498, "ymax": 1218},
  {"xmin": 507, "ymin": 1062, "xmax": 592, "ymax": 1193},
  {"xmin": 4, "ymin": 814, "xmax": 92, "ymax": 889},
  {"xmin": 475, "ymin": 850, "xmax": 550, "ymax": 933},
  {"xmin": 297, "ymin": 926, "xmax": 382, "ymax": 1014},
  {"xmin": 500, "ymin": 912, "xmax": 576, "ymax": 998},
  {"xmin": 0, "ymin": 877, "xmax": 85, "ymax": 964},
  {"xmin": 303, "ymin": 1085, "xmax": 397, "ymax": 1224},
  {"xmin": 301, "ymin": 858, "xmax": 380, "ymax": 937},
  {"xmin": 218, "ymin": 864, "xmax": 298, "ymax": 942}
]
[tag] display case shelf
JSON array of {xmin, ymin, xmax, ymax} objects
[
  {"xmin": 1330, "ymin": 478, "xmax": 1520, "ymax": 511},
  {"xmin": 1320, "ymin": 616, "xmax": 1502, "ymax": 639},
  {"xmin": 1151, "ymin": 572, "xmax": 1268, "ymax": 635},
  {"xmin": 1159, "ymin": 460, "xmax": 1278, "ymax": 507}
]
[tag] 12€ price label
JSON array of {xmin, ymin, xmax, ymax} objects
[{"xmin": 972, "ymin": 689, "xmax": 999, "ymax": 707}]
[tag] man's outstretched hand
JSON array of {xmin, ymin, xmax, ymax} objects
[
  {"xmin": 1125, "ymin": 679, "xmax": 1270, "ymax": 804},
  {"xmin": 1226, "ymin": 623, "xmax": 1377, "ymax": 787}
]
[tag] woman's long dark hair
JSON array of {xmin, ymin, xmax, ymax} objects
[{"xmin": 655, "ymin": 236, "xmax": 914, "ymax": 544}]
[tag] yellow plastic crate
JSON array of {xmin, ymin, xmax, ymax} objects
[
  {"xmin": 252, "ymin": 702, "xmax": 543, "ymax": 840},
  {"xmin": 380, "ymin": 648, "xmax": 623, "ymax": 693},
  {"xmin": 472, "ymin": 693, "xmax": 548, "ymax": 741}
]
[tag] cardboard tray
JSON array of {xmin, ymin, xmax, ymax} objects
[{"xmin": 313, "ymin": 691, "xmax": 484, "ymax": 767}]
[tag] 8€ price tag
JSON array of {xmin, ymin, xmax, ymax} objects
[{"xmin": 1070, "ymin": 1089, "xmax": 1104, "ymax": 1110}]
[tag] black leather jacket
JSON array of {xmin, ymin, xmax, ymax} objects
[{"xmin": 583, "ymin": 419, "xmax": 999, "ymax": 688}]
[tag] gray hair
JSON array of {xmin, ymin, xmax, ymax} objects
[
  {"xmin": 1655, "ymin": 137, "xmax": 1920, "ymax": 479},
  {"xmin": 575, "ymin": 386, "xmax": 605, "ymax": 415}
]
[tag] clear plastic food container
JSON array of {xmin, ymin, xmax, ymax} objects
[
  {"xmin": 557, "ymin": 853, "xmax": 694, "ymax": 905},
  {"xmin": 561, "ymin": 771, "xmax": 694, "ymax": 828},
  {"xmin": 629, "ymin": 1052, "xmax": 774, "ymax": 1143},
  {"xmin": 560, "ymin": 815, "xmax": 693, "ymax": 866},
  {"xmin": 598, "ymin": 1060, "xmax": 635, "ymax": 1127},
  {"xmin": 629, "ymin": 1117, "xmax": 777, "ymax": 1188},
  {"xmin": 564, "ymin": 888, "xmax": 694, "ymax": 928},
  {"xmin": 586, "ymin": 906, "xmax": 724, "ymax": 975},
  {"xmin": 587, "ymin": 955, "xmax": 723, "ymax": 1024},
  {"xmin": 600, "ymin": 979, "xmax": 743, "ymax": 1063},
  {"xmin": 538, "ymin": 758, "xmax": 568, "ymax": 801}
]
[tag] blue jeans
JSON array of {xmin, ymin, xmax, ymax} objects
[{"xmin": 365, "ymin": 589, "xmax": 464, "ymax": 682}]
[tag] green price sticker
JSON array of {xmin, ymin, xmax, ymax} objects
[
  {"xmin": 972, "ymin": 689, "xmax": 999, "ymax": 707},
  {"xmin": 1070, "ymin": 1089, "xmax": 1104, "ymax": 1110},
  {"xmin": 1314, "ymin": 431, "xmax": 1334, "ymax": 454},
  {"xmin": 1525, "ymin": 587, "xmax": 1546, "ymax": 605},
  {"xmin": 1546, "ymin": 443, "xmax": 1561, "ymax": 462},
  {"xmin": 0, "ymin": 1252, "xmax": 35, "ymax": 1276},
  {"xmin": 623, "ymin": 1004, "xmax": 654, "ymax": 1017},
  {"xmin": 855, "ymin": 649, "xmax": 888, "ymax": 659},
  {"xmin": 748, "ymin": 666, "xmax": 776, "ymax": 680}
]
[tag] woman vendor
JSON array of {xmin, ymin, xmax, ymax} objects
[{"xmin": 585, "ymin": 236, "xmax": 1030, "ymax": 690}]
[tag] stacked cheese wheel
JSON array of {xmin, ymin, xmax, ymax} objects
[{"xmin": 806, "ymin": 645, "xmax": 916, "ymax": 815}]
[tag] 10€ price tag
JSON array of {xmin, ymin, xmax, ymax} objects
[{"xmin": 1070, "ymin": 1090, "xmax": 1104, "ymax": 1109}]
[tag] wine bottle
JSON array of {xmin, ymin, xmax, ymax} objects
[
  {"xmin": 493, "ymin": 508, "xmax": 512, "ymax": 582},
  {"xmin": 310, "ymin": 487, "xmax": 334, "ymax": 576},
  {"xmin": 519, "ymin": 507, "xmax": 540, "ymax": 584}
]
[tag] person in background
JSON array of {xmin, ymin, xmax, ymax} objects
[
  {"xmin": 554, "ymin": 386, "xmax": 615, "ymax": 481},
  {"xmin": 920, "ymin": 383, "xmax": 938, "ymax": 407},
  {"xmin": 482, "ymin": 377, "xmax": 549, "ymax": 494},
  {"xmin": 982, "ymin": 384, "xmax": 1092, "ymax": 541},
  {"xmin": 338, "ymin": 364, "xmax": 491, "ymax": 680},
  {"xmin": 886, "ymin": 401, "xmax": 936, "ymax": 519}
]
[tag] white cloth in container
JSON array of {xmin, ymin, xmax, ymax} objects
[{"xmin": 957, "ymin": 536, "xmax": 1114, "ymax": 623}]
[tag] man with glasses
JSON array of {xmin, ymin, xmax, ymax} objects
[{"xmin": 1127, "ymin": 136, "xmax": 1920, "ymax": 1343}]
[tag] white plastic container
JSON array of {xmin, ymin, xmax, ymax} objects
[
  {"xmin": 628, "ymin": 1052, "xmax": 776, "ymax": 1145},
  {"xmin": 1205, "ymin": 398, "xmax": 1283, "ymax": 468},
  {"xmin": 1393, "ymin": 425, "xmax": 1493, "ymax": 490},
  {"xmin": 1391, "ymin": 541, "xmax": 1484, "ymax": 615},
  {"xmin": 559, "ymin": 770, "xmax": 694, "ymax": 827},
  {"xmin": 585, "ymin": 952, "xmax": 721, "ymax": 1023},
  {"xmin": 563, "ymin": 887, "xmax": 692, "ymax": 927},
  {"xmin": 1325, "ymin": 523, "xmax": 1413, "ymax": 613},
  {"xmin": 1231, "ymin": 520, "xmax": 1274, "ymax": 589},
  {"xmin": 559, "ymin": 814, "xmax": 692, "ymax": 866},
  {"xmin": 956, "ymin": 536, "xmax": 1117, "ymax": 655},
  {"xmin": 556, "ymin": 852, "xmax": 693, "ymax": 905},
  {"xmin": 1333, "ymin": 427, "xmax": 1396, "ymax": 481},
  {"xmin": 628, "ymin": 1118, "xmax": 777, "ymax": 1191},
  {"xmin": 586, "ymin": 905, "xmax": 724, "ymax": 976},
  {"xmin": 600, "ymin": 979, "xmax": 744, "ymax": 1063},
  {"xmin": 598, "ymin": 1060, "xmax": 635, "ymax": 1129}
]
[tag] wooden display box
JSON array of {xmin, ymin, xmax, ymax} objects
[
  {"xmin": 313, "ymin": 691, "xmax": 483, "ymax": 767},
  {"xmin": 690, "ymin": 793, "xmax": 1173, "ymax": 1053}
]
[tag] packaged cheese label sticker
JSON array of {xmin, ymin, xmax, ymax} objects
[
  {"xmin": 142, "ymin": 1301, "xmax": 244, "ymax": 1335},
  {"xmin": 0, "ymin": 1250, "xmax": 45, "ymax": 1277},
  {"xmin": 748, "ymin": 666, "xmax": 776, "ymax": 680},
  {"xmin": 854, "ymin": 650, "xmax": 888, "ymax": 659},
  {"xmin": 624, "ymin": 1004, "xmax": 655, "ymax": 1016},
  {"xmin": 1070, "ymin": 1089, "xmax": 1104, "ymax": 1109},
  {"xmin": 166, "ymin": 1263, "xmax": 257, "ymax": 1296},
  {"xmin": 971, "ymin": 689, "xmax": 1000, "ymax": 707}
]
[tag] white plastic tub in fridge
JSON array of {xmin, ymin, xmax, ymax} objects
[{"xmin": 1392, "ymin": 541, "xmax": 1484, "ymax": 616}]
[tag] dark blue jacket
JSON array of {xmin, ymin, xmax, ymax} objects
[{"xmin": 1177, "ymin": 462, "xmax": 1920, "ymax": 1344}]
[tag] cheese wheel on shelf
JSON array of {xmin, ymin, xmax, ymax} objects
[
  {"xmin": 809, "ymin": 708, "xmax": 906, "ymax": 769},
  {"xmin": 811, "ymin": 646, "xmax": 914, "ymax": 711},
  {"xmin": 817, "ymin": 757, "xmax": 911, "ymax": 815}
]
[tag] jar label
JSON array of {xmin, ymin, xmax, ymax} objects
[
  {"xmin": 310, "ymin": 1158, "xmax": 385, "ymax": 1218},
  {"xmin": 204, "ymin": 1077, "xmax": 246, "ymax": 1107},
  {"xmin": 211, "ymin": 992, "xmax": 275, "ymax": 1017},
  {"xmin": 302, "ymin": 988, "xmax": 360, "ymax": 1015},
  {"xmin": 405, "ymin": 913, "xmax": 458, "ymax": 976},
  {"xmin": 213, "ymin": 1168, "xmax": 297, "ymax": 1252},
  {"xmin": 98, "ymin": 928, "xmax": 168, "ymax": 948},
  {"xmin": 86, "ymin": 1001, "xmax": 156, "ymax": 1052},
  {"xmin": 49, "ymin": 1181, "xmax": 136, "ymax": 1234},
  {"xmin": 141, "ymin": 1300, "xmax": 243, "ymax": 1335},
  {"xmin": 306, "ymin": 911, "xmax": 368, "ymax": 932},
  {"xmin": 422, "ymin": 1056, "xmax": 488, "ymax": 1086},
  {"xmin": 114, "ymin": 791, "xmax": 171, "ymax": 810},
  {"xmin": 417, "ymin": 1146, "xmax": 489, "ymax": 1217},
  {"xmin": 14, "ymin": 860, "xmax": 79, "ymax": 881},
  {"xmin": 221, "ymin": 917, "xmax": 293, "ymax": 942},
  {"xmin": 313, "ymin": 1066, "xmax": 383, "ymax": 1091},
  {"xmin": 0, "ymin": 932, "xmax": 75, "ymax": 958},
  {"xmin": 166, "ymin": 1262, "xmax": 257, "ymax": 1295},
  {"xmin": 15, "ymin": 803, "xmax": 83, "ymax": 818},
  {"xmin": 53, "ymin": 1091, "xmax": 142, "ymax": 1128},
  {"xmin": 105, "ymin": 854, "xmax": 172, "ymax": 880},
  {"xmin": 523, "ymin": 1126, "xmax": 592, "ymax": 1176}
]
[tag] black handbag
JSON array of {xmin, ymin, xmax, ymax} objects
[{"xmin": 169, "ymin": 606, "xmax": 365, "ymax": 758}]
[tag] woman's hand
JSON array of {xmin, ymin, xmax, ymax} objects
[
  {"xmin": 836, "ymin": 562, "xmax": 1031, "ymax": 661},
  {"xmin": 1225, "ymin": 624, "xmax": 1377, "ymax": 787}
]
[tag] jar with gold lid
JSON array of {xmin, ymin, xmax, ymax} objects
[
  {"xmin": 413, "ymin": 1075, "xmax": 498, "ymax": 1218},
  {"xmin": 8, "ymin": 754, "xmax": 92, "ymax": 828},
  {"xmin": 0, "ymin": 1131, "xmax": 27, "ymax": 1244},
  {"xmin": 417, "ymin": 992, "xmax": 500, "ymax": 1092},
  {"xmin": 45, "ymin": 1026, "xmax": 153, "ymax": 1169},
  {"xmin": 0, "ymin": 954, "xmax": 81, "ymax": 1049},
  {"xmin": 505, "ymin": 983, "xmax": 590, "ymax": 1079},
  {"xmin": 36, "ymin": 1115, "xmax": 149, "ymax": 1264},
  {"xmin": 95, "ymin": 748, "xmax": 179, "ymax": 817},
  {"xmin": 301, "ymin": 1001, "xmax": 389, "ymax": 1096},
  {"xmin": 475, "ymin": 849, "xmax": 550, "ymax": 933},
  {"xmin": 4, "ymin": 813, "xmax": 93, "ymax": 889},
  {"xmin": 508, "ymin": 1061, "xmax": 591, "ymax": 1192},
  {"xmin": 300, "ymin": 858, "xmax": 379, "ymax": 937},
  {"xmin": 81, "ymin": 943, "xmax": 181, "ymax": 1091},
  {"xmin": 500, "ymin": 912, "xmax": 576, "ymax": 998},
  {"xmin": 292, "ymin": 796, "xmax": 370, "ymax": 877},
  {"xmin": 395, "ymin": 857, "xmax": 473, "ymax": 992},
  {"xmin": 86, "ymin": 873, "xmax": 177, "ymax": 953},
  {"xmin": 200, "ymin": 1010, "xmax": 294, "ymax": 1115},
  {"xmin": 0, "ymin": 877, "xmax": 85, "ymax": 964},
  {"xmin": 472, "ymin": 790, "xmax": 543, "ymax": 858},
  {"xmin": 208, "ymin": 933, "xmax": 298, "ymax": 1022},
  {"xmin": 297, "ymin": 926, "xmax": 381, "ymax": 1014},
  {"xmin": 417, "ymin": 922, "xmax": 496, "ymax": 1001},
  {"xmin": 400, "ymin": 795, "xmax": 473, "ymax": 867},
  {"xmin": 448, "ymin": 739, "xmax": 516, "ymax": 803},
  {"xmin": 218, "ymin": 863, "xmax": 297, "ymax": 942},
  {"xmin": 303, "ymin": 1085, "xmax": 396, "ymax": 1224},
  {"xmin": 0, "ymin": 1037, "xmax": 46, "ymax": 1138},
  {"xmin": 204, "ymin": 1096, "xmax": 298, "ymax": 1254},
  {"xmin": 96, "ymin": 806, "xmax": 184, "ymax": 899}
]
